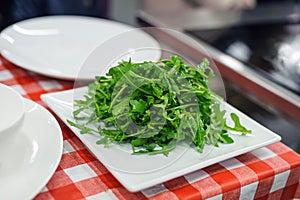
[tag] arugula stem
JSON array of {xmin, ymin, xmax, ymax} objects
[
  {"xmin": 166, "ymin": 103, "xmax": 199, "ymax": 111},
  {"xmin": 127, "ymin": 70, "xmax": 160, "ymax": 83},
  {"xmin": 109, "ymin": 84, "xmax": 126, "ymax": 112},
  {"xmin": 96, "ymin": 88, "xmax": 109, "ymax": 99}
]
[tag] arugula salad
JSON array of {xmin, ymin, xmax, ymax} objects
[{"xmin": 68, "ymin": 55, "xmax": 251, "ymax": 156}]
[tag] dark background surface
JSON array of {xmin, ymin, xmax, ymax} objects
[{"xmin": 0, "ymin": 0, "xmax": 109, "ymax": 30}]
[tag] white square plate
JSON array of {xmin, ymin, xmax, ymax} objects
[{"xmin": 41, "ymin": 87, "xmax": 281, "ymax": 192}]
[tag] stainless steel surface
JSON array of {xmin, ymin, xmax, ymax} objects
[{"xmin": 139, "ymin": 0, "xmax": 300, "ymax": 30}]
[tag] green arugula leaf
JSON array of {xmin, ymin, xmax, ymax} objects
[
  {"xmin": 219, "ymin": 131, "xmax": 234, "ymax": 144},
  {"xmin": 67, "ymin": 119, "xmax": 100, "ymax": 135},
  {"xmin": 130, "ymin": 99, "xmax": 147, "ymax": 113},
  {"xmin": 224, "ymin": 113, "xmax": 252, "ymax": 135}
]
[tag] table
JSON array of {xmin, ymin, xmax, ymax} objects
[{"xmin": 1, "ymin": 55, "xmax": 300, "ymax": 199}]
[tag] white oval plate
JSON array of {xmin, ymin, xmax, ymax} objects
[
  {"xmin": 0, "ymin": 98, "xmax": 63, "ymax": 199},
  {"xmin": 0, "ymin": 16, "xmax": 161, "ymax": 80}
]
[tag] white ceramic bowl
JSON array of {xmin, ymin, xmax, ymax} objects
[{"xmin": 0, "ymin": 83, "xmax": 25, "ymax": 141}]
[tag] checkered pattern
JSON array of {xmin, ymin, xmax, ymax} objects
[{"xmin": 1, "ymin": 55, "xmax": 300, "ymax": 200}]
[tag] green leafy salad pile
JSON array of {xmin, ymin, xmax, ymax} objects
[{"xmin": 68, "ymin": 55, "xmax": 251, "ymax": 156}]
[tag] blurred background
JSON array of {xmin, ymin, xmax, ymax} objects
[
  {"xmin": 1, "ymin": 0, "xmax": 299, "ymax": 29},
  {"xmin": 0, "ymin": 0, "xmax": 299, "ymax": 153}
]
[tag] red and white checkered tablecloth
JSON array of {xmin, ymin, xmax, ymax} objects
[{"xmin": 1, "ymin": 55, "xmax": 300, "ymax": 200}]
